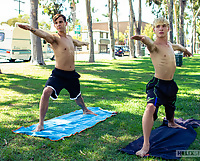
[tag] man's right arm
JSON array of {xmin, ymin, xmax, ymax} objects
[
  {"xmin": 131, "ymin": 35, "xmax": 156, "ymax": 52},
  {"xmin": 18, "ymin": 24, "xmax": 56, "ymax": 44}
]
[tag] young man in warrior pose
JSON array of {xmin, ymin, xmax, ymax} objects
[
  {"xmin": 18, "ymin": 14, "xmax": 97, "ymax": 132},
  {"xmin": 131, "ymin": 17, "xmax": 191, "ymax": 157}
]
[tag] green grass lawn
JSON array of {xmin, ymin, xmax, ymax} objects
[{"xmin": 0, "ymin": 55, "xmax": 199, "ymax": 161}]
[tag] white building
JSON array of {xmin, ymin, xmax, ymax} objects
[{"xmin": 82, "ymin": 30, "xmax": 110, "ymax": 54}]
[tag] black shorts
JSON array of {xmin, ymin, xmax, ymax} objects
[
  {"xmin": 45, "ymin": 68, "xmax": 81, "ymax": 100},
  {"xmin": 146, "ymin": 77, "xmax": 178, "ymax": 121}
]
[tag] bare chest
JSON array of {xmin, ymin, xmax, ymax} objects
[
  {"xmin": 153, "ymin": 45, "xmax": 175, "ymax": 60},
  {"xmin": 53, "ymin": 37, "xmax": 75, "ymax": 56}
]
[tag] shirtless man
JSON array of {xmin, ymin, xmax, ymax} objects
[
  {"xmin": 18, "ymin": 14, "xmax": 97, "ymax": 132},
  {"xmin": 131, "ymin": 17, "xmax": 192, "ymax": 157}
]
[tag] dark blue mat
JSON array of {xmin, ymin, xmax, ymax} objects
[
  {"xmin": 119, "ymin": 118, "xmax": 200, "ymax": 159},
  {"xmin": 13, "ymin": 107, "xmax": 117, "ymax": 141}
]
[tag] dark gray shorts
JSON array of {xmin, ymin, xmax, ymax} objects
[
  {"xmin": 146, "ymin": 77, "xmax": 178, "ymax": 121},
  {"xmin": 45, "ymin": 68, "xmax": 81, "ymax": 100}
]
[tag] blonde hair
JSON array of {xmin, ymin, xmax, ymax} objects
[{"xmin": 153, "ymin": 17, "xmax": 169, "ymax": 28}]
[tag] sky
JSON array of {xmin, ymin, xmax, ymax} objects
[{"xmin": 0, "ymin": 0, "xmax": 156, "ymax": 27}]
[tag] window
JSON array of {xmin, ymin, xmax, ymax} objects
[
  {"xmin": 0, "ymin": 32, "xmax": 5, "ymax": 41},
  {"xmin": 100, "ymin": 32, "xmax": 103, "ymax": 38},
  {"xmin": 106, "ymin": 33, "xmax": 108, "ymax": 39}
]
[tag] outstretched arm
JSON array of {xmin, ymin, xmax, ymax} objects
[
  {"xmin": 131, "ymin": 35, "xmax": 156, "ymax": 52},
  {"xmin": 172, "ymin": 44, "xmax": 192, "ymax": 57},
  {"xmin": 18, "ymin": 24, "xmax": 56, "ymax": 44},
  {"xmin": 73, "ymin": 39, "xmax": 89, "ymax": 47}
]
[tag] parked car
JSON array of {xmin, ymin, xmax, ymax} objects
[
  {"xmin": 122, "ymin": 46, "xmax": 130, "ymax": 56},
  {"xmin": 123, "ymin": 46, "xmax": 130, "ymax": 52},
  {"xmin": 115, "ymin": 46, "xmax": 124, "ymax": 56}
]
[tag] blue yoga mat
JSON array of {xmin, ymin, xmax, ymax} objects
[{"xmin": 13, "ymin": 107, "xmax": 117, "ymax": 141}]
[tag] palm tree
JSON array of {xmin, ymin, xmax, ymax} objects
[
  {"xmin": 85, "ymin": 0, "xmax": 95, "ymax": 62},
  {"xmin": 114, "ymin": 0, "xmax": 119, "ymax": 45},
  {"xmin": 137, "ymin": 0, "xmax": 142, "ymax": 56},
  {"xmin": 69, "ymin": 0, "xmax": 79, "ymax": 29},
  {"xmin": 174, "ymin": 0, "xmax": 179, "ymax": 44},
  {"xmin": 108, "ymin": 0, "xmax": 116, "ymax": 59},
  {"xmin": 168, "ymin": 0, "xmax": 173, "ymax": 43},
  {"xmin": 179, "ymin": 0, "xmax": 186, "ymax": 46},
  {"xmin": 190, "ymin": 0, "xmax": 200, "ymax": 55},
  {"xmin": 128, "ymin": 0, "xmax": 136, "ymax": 58},
  {"xmin": 30, "ymin": 0, "xmax": 45, "ymax": 65}
]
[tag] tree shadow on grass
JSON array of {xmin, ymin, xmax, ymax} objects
[
  {"xmin": 0, "ymin": 109, "xmax": 145, "ymax": 160},
  {"xmin": 1, "ymin": 57, "xmax": 199, "ymax": 160},
  {"xmin": 0, "ymin": 73, "xmax": 46, "ymax": 95}
]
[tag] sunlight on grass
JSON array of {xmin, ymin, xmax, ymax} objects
[{"xmin": 0, "ymin": 55, "xmax": 200, "ymax": 160}]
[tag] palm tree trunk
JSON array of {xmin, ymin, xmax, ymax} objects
[
  {"xmin": 108, "ymin": 0, "xmax": 116, "ymax": 59},
  {"xmin": 168, "ymin": 0, "xmax": 173, "ymax": 43},
  {"xmin": 70, "ymin": 0, "xmax": 76, "ymax": 29},
  {"xmin": 30, "ymin": 0, "xmax": 45, "ymax": 65},
  {"xmin": 128, "ymin": 0, "xmax": 136, "ymax": 58},
  {"xmin": 115, "ymin": 0, "xmax": 119, "ymax": 45},
  {"xmin": 174, "ymin": 0, "xmax": 179, "ymax": 44},
  {"xmin": 179, "ymin": 0, "xmax": 185, "ymax": 46},
  {"xmin": 137, "ymin": 0, "xmax": 142, "ymax": 56},
  {"xmin": 86, "ymin": 0, "xmax": 95, "ymax": 62}
]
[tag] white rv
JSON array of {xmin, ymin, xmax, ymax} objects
[{"xmin": 0, "ymin": 24, "xmax": 54, "ymax": 62}]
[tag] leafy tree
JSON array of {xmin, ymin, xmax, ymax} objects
[
  {"xmin": 39, "ymin": 0, "xmax": 67, "ymax": 20},
  {"xmin": 68, "ymin": 0, "xmax": 80, "ymax": 29},
  {"xmin": 141, "ymin": 23, "xmax": 154, "ymax": 41},
  {"xmin": 39, "ymin": 21, "xmax": 51, "ymax": 30},
  {"xmin": 1, "ymin": 14, "xmax": 29, "ymax": 26},
  {"xmin": 114, "ymin": 30, "xmax": 125, "ymax": 43}
]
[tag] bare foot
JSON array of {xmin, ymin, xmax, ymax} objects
[
  {"xmin": 83, "ymin": 109, "xmax": 98, "ymax": 116},
  {"xmin": 168, "ymin": 122, "xmax": 186, "ymax": 129},
  {"xmin": 136, "ymin": 144, "xmax": 150, "ymax": 157},
  {"xmin": 32, "ymin": 124, "xmax": 44, "ymax": 132}
]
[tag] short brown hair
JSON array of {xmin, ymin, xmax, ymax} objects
[{"xmin": 53, "ymin": 14, "xmax": 66, "ymax": 24}]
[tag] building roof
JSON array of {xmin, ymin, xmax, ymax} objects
[{"xmin": 92, "ymin": 21, "xmax": 150, "ymax": 33}]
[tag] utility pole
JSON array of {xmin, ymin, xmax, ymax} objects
[{"xmin": 14, "ymin": 0, "xmax": 25, "ymax": 14}]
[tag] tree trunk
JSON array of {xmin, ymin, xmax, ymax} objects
[
  {"xmin": 179, "ymin": 0, "xmax": 185, "ymax": 46},
  {"xmin": 70, "ymin": 0, "xmax": 76, "ymax": 29},
  {"xmin": 174, "ymin": 0, "xmax": 179, "ymax": 44},
  {"xmin": 30, "ymin": 0, "xmax": 45, "ymax": 65},
  {"xmin": 115, "ymin": 0, "xmax": 119, "ymax": 45},
  {"xmin": 108, "ymin": 0, "xmax": 116, "ymax": 59},
  {"xmin": 137, "ymin": 0, "xmax": 142, "ymax": 56},
  {"xmin": 86, "ymin": 0, "xmax": 95, "ymax": 62},
  {"xmin": 128, "ymin": 0, "xmax": 136, "ymax": 58},
  {"xmin": 168, "ymin": 0, "xmax": 173, "ymax": 43}
]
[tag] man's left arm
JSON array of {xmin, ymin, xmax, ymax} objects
[
  {"xmin": 172, "ymin": 44, "xmax": 192, "ymax": 57},
  {"xmin": 73, "ymin": 39, "xmax": 89, "ymax": 47}
]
